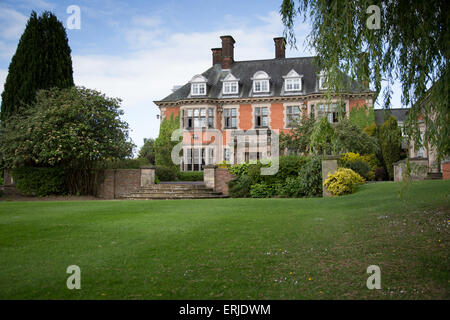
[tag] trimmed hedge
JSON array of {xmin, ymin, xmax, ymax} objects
[
  {"xmin": 98, "ymin": 158, "xmax": 151, "ymax": 169},
  {"xmin": 156, "ymin": 166, "xmax": 177, "ymax": 181},
  {"xmin": 12, "ymin": 167, "xmax": 68, "ymax": 196},
  {"xmin": 178, "ymin": 171, "xmax": 203, "ymax": 181}
]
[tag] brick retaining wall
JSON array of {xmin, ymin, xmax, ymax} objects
[
  {"xmin": 443, "ymin": 162, "xmax": 450, "ymax": 180},
  {"xmin": 97, "ymin": 169, "xmax": 141, "ymax": 199},
  {"xmin": 214, "ymin": 168, "xmax": 235, "ymax": 195}
]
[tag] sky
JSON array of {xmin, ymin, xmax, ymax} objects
[{"xmin": 0, "ymin": 0, "xmax": 402, "ymax": 153}]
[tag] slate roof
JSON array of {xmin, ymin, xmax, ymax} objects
[
  {"xmin": 374, "ymin": 108, "xmax": 409, "ymax": 125},
  {"xmin": 155, "ymin": 57, "xmax": 373, "ymax": 104}
]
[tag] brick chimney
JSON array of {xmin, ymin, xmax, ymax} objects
[
  {"xmin": 273, "ymin": 37, "xmax": 286, "ymax": 59},
  {"xmin": 220, "ymin": 35, "xmax": 235, "ymax": 69},
  {"xmin": 211, "ymin": 48, "xmax": 222, "ymax": 66}
]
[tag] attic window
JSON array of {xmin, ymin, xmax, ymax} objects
[
  {"xmin": 222, "ymin": 73, "xmax": 239, "ymax": 95},
  {"xmin": 190, "ymin": 75, "xmax": 207, "ymax": 96},
  {"xmin": 223, "ymin": 81, "xmax": 238, "ymax": 94},
  {"xmin": 191, "ymin": 83, "xmax": 206, "ymax": 95},
  {"xmin": 285, "ymin": 79, "xmax": 301, "ymax": 91},
  {"xmin": 251, "ymin": 71, "xmax": 270, "ymax": 93},
  {"xmin": 319, "ymin": 71, "xmax": 328, "ymax": 90},
  {"xmin": 283, "ymin": 69, "xmax": 303, "ymax": 92}
]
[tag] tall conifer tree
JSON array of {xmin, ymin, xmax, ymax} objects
[{"xmin": 1, "ymin": 11, "xmax": 74, "ymax": 122}]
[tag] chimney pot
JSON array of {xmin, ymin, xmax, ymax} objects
[
  {"xmin": 274, "ymin": 37, "xmax": 286, "ymax": 59},
  {"xmin": 220, "ymin": 35, "xmax": 235, "ymax": 69}
]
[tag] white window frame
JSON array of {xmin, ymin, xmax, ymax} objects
[
  {"xmin": 191, "ymin": 83, "xmax": 206, "ymax": 96},
  {"xmin": 251, "ymin": 71, "xmax": 270, "ymax": 93},
  {"xmin": 253, "ymin": 79, "xmax": 269, "ymax": 93},
  {"xmin": 285, "ymin": 78, "xmax": 301, "ymax": 91},
  {"xmin": 223, "ymin": 81, "xmax": 238, "ymax": 94}
]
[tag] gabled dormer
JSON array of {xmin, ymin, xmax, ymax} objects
[
  {"xmin": 190, "ymin": 74, "xmax": 208, "ymax": 96},
  {"xmin": 222, "ymin": 73, "xmax": 239, "ymax": 95},
  {"xmin": 251, "ymin": 71, "xmax": 270, "ymax": 93},
  {"xmin": 283, "ymin": 69, "xmax": 303, "ymax": 92}
]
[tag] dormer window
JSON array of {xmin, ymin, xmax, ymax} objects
[
  {"xmin": 222, "ymin": 73, "xmax": 239, "ymax": 95},
  {"xmin": 319, "ymin": 71, "xmax": 328, "ymax": 90},
  {"xmin": 283, "ymin": 69, "xmax": 303, "ymax": 92},
  {"xmin": 190, "ymin": 75, "xmax": 207, "ymax": 96},
  {"xmin": 251, "ymin": 71, "xmax": 270, "ymax": 93}
]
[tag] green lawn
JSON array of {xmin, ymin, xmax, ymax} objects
[{"xmin": 0, "ymin": 180, "xmax": 449, "ymax": 299}]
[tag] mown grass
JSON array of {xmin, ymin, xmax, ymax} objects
[{"xmin": 0, "ymin": 180, "xmax": 448, "ymax": 299}]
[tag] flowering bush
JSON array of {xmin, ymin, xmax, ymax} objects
[{"xmin": 323, "ymin": 168, "xmax": 365, "ymax": 196}]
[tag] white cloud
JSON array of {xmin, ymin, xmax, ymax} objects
[
  {"xmin": 131, "ymin": 15, "xmax": 162, "ymax": 28},
  {"xmin": 0, "ymin": 6, "xmax": 27, "ymax": 40},
  {"xmin": 0, "ymin": 69, "xmax": 7, "ymax": 96},
  {"xmin": 18, "ymin": 0, "xmax": 55, "ymax": 10}
]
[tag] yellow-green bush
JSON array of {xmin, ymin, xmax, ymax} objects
[
  {"xmin": 340, "ymin": 152, "xmax": 378, "ymax": 181},
  {"xmin": 323, "ymin": 168, "xmax": 365, "ymax": 196}
]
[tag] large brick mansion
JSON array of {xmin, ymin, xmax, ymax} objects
[{"xmin": 154, "ymin": 36, "xmax": 375, "ymax": 171}]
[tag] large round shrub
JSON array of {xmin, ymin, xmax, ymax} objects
[{"xmin": 323, "ymin": 168, "xmax": 365, "ymax": 196}]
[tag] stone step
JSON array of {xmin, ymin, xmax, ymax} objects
[
  {"xmin": 136, "ymin": 187, "xmax": 214, "ymax": 193},
  {"xmin": 425, "ymin": 172, "xmax": 443, "ymax": 180},
  {"xmin": 120, "ymin": 194, "xmax": 228, "ymax": 200},
  {"xmin": 121, "ymin": 182, "xmax": 226, "ymax": 200},
  {"xmin": 140, "ymin": 184, "xmax": 210, "ymax": 190},
  {"xmin": 130, "ymin": 191, "xmax": 223, "ymax": 196}
]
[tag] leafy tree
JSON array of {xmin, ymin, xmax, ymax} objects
[
  {"xmin": 280, "ymin": 0, "xmax": 449, "ymax": 159},
  {"xmin": 310, "ymin": 117, "xmax": 334, "ymax": 155},
  {"xmin": 349, "ymin": 104, "xmax": 375, "ymax": 130},
  {"xmin": 332, "ymin": 118, "xmax": 378, "ymax": 154},
  {"xmin": 1, "ymin": 11, "xmax": 74, "ymax": 122},
  {"xmin": 0, "ymin": 87, "xmax": 134, "ymax": 193},
  {"xmin": 138, "ymin": 138, "xmax": 156, "ymax": 164},
  {"xmin": 279, "ymin": 116, "xmax": 315, "ymax": 154},
  {"xmin": 154, "ymin": 113, "xmax": 181, "ymax": 174},
  {"xmin": 379, "ymin": 116, "xmax": 402, "ymax": 179}
]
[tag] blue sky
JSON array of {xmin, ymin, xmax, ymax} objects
[{"xmin": 0, "ymin": 0, "xmax": 402, "ymax": 152}]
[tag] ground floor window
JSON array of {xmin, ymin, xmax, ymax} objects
[
  {"xmin": 286, "ymin": 106, "xmax": 301, "ymax": 127},
  {"xmin": 181, "ymin": 147, "xmax": 215, "ymax": 171},
  {"xmin": 317, "ymin": 103, "xmax": 342, "ymax": 123}
]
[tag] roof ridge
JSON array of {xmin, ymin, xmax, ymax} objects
[{"xmin": 233, "ymin": 56, "xmax": 316, "ymax": 64}]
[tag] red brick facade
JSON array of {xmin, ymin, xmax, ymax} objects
[{"xmin": 155, "ymin": 35, "xmax": 375, "ymax": 170}]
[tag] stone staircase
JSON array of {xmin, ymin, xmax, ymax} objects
[
  {"xmin": 425, "ymin": 172, "xmax": 443, "ymax": 180},
  {"xmin": 121, "ymin": 182, "xmax": 228, "ymax": 200}
]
